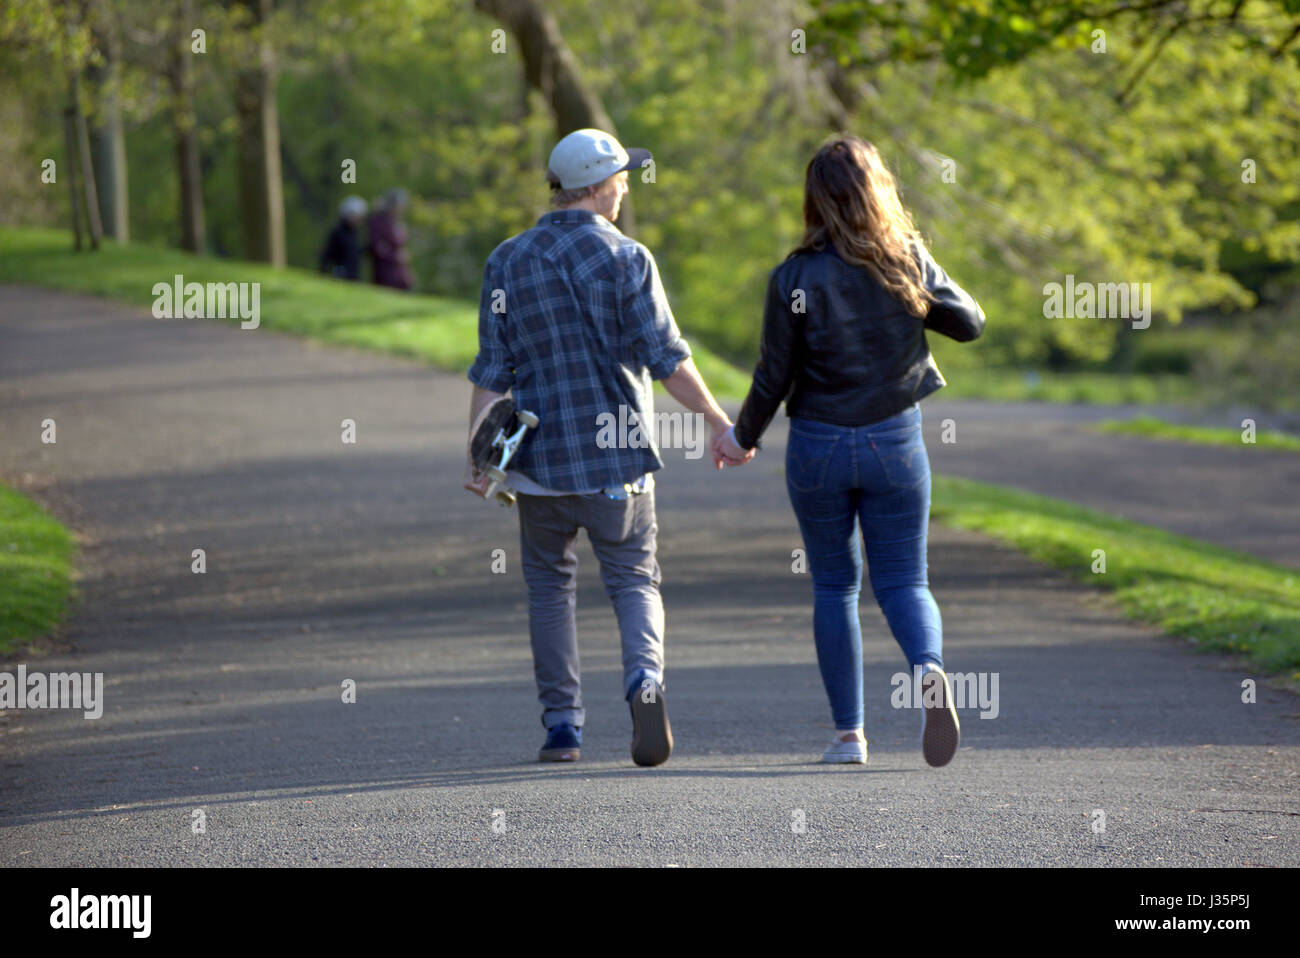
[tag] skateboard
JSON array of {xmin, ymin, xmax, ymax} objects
[{"xmin": 463, "ymin": 396, "xmax": 539, "ymax": 507}]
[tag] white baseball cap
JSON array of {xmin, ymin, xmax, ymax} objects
[
  {"xmin": 547, "ymin": 128, "xmax": 652, "ymax": 190},
  {"xmin": 339, "ymin": 196, "xmax": 367, "ymax": 218}
]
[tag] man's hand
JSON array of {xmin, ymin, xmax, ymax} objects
[
  {"xmin": 462, "ymin": 458, "xmax": 490, "ymax": 497},
  {"xmin": 661, "ymin": 358, "xmax": 735, "ymax": 470},
  {"xmin": 465, "ymin": 384, "xmax": 505, "ymax": 496},
  {"xmin": 707, "ymin": 415, "xmax": 733, "ymax": 471}
]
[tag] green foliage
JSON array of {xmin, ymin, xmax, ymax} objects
[
  {"xmin": 2, "ymin": 0, "xmax": 1298, "ymax": 380},
  {"xmin": 1190, "ymin": 288, "xmax": 1300, "ymax": 412},
  {"xmin": 0, "ymin": 226, "xmax": 753, "ymax": 397},
  {"xmin": 843, "ymin": 19, "xmax": 1300, "ymax": 368},
  {"xmin": 810, "ymin": 0, "xmax": 1300, "ymax": 79},
  {"xmin": 0, "ymin": 0, "xmax": 96, "ymax": 70}
]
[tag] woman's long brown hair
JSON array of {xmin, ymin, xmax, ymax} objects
[{"xmin": 792, "ymin": 137, "xmax": 932, "ymax": 318}]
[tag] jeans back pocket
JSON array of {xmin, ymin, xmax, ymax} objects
[
  {"xmin": 786, "ymin": 421, "xmax": 840, "ymax": 492},
  {"xmin": 870, "ymin": 428, "xmax": 928, "ymax": 490}
]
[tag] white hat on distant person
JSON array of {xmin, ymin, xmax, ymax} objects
[
  {"xmin": 339, "ymin": 196, "xmax": 367, "ymax": 218},
  {"xmin": 547, "ymin": 129, "xmax": 652, "ymax": 190}
]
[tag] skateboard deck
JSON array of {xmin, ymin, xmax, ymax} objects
[{"xmin": 464, "ymin": 396, "xmax": 539, "ymax": 507}]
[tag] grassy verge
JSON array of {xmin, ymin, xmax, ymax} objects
[
  {"xmin": 1090, "ymin": 416, "xmax": 1300, "ymax": 451},
  {"xmin": 930, "ymin": 475, "xmax": 1300, "ymax": 679},
  {"xmin": 4, "ymin": 226, "xmax": 1215, "ymax": 406},
  {"xmin": 930, "ymin": 364, "xmax": 1201, "ymax": 405},
  {"xmin": 0, "ymin": 485, "xmax": 75, "ymax": 655},
  {"xmin": 0, "ymin": 227, "xmax": 753, "ymax": 399}
]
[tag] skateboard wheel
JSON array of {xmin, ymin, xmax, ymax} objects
[
  {"xmin": 496, "ymin": 489, "xmax": 516, "ymax": 507},
  {"xmin": 517, "ymin": 410, "xmax": 539, "ymax": 429},
  {"xmin": 487, "ymin": 465, "xmax": 507, "ymax": 482}
]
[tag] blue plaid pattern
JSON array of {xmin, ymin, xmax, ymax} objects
[{"xmin": 468, "ymin": 209, "xmax": 692, "ymax": 492}]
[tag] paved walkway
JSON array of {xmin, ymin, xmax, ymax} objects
[{"xmin": 1, "ymin": 286, "xmax": 1295, "ymax": 866}]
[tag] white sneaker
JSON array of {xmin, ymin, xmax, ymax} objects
[
  {"xmin": 920, "ymin": 666, "xmax": 960, "ymax": 767},
  {"xmin": 821, "ymin": 735, "xmax": 867, "ymax": 764}
]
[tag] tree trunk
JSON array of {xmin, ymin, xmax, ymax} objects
[
  {"xmin": 89, "ymin": 2, "xmax": 129, "ymax": 242},
  {"xmin": 70, "ymin": 69, "xmax": 103, "ymax": 250},
  {"xmin": 474, "ymin": 0, "xmax": 638, "ymax": 236},
  {"xmin": 63, "ymin": 107, "xmax": 84, "ymax": 251},
  {"xmin": 170, "ymin": 0, "xmax": 206, "ymax": 253},
  {"xmin": 231, "ymin": 0, "xmax": 286, "ymax": 266}
]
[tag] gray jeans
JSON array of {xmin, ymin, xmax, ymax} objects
[{"xmin": 517, "ymin": 489, "xmax": 665, "ymax": 730}]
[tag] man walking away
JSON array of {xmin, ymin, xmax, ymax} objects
[
  {"xmin": 466, "ymin": 129, "xmax": 734, "ymax": 767},
  {"xmin": 319, "ymin": 196, "xmax": 367, "ymax": 280}
]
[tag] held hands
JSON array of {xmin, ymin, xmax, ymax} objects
[{"xmin": 709, "ymin": 418, "xmax": 756, "ymax": 470}]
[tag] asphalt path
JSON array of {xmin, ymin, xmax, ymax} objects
[{"xmin": 1, "ymin": 286, "xmax": 1296, "ymax": 866}]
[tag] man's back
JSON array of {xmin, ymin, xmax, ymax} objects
[{"xmin": 470, "ymin": 208, "xmax": 690, "ymax": 492}]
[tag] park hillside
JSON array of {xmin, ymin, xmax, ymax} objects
[{"xmin": 2, "ymin": 0, "xmax": 1299, "ymax": 414}]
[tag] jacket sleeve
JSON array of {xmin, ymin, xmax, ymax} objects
[
  {"xmin": 733, "ymin": 268, "xmax": 801, "ymax": 451},
  {"xmin": 919, "ymin": 244, "xmax": 985, "ymax": 342}
]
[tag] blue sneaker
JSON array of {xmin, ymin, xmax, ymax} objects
[{"xmin": 539, "ymin": 722, "xmax": 581, "ymax": 762}]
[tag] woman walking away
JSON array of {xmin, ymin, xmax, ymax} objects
[
  {"xmin": 367, "ymin": 188, "xmax": 415, "ymax": 290},
  {"xmin": 714, "ymin": 136, "xmax": 985, "ymax": 768}
]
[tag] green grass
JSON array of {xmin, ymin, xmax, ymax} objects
[
  {"xmin": 2, "ymin": 226, "xmax": 1191, "ymax": 406},
  {"xmin": 0, "ymin": 485, "xmax": 76, "ymax": 654},
  {"xmin": 931, "ymin": 365, "xmax": 1201, "ymax": 405},
  {"xmin": 0, "ymin": 226, "xmax": 1215, "ymax": 409},
  {"xmin": 930, "ymin": 475, "xmax": 1300, "ymax": 679},
  {"xmin": 0, "ymin": 226, "xmax": 752, "ymax": 399},
  {"xmin": 1090, "ymin": 416, "xmax": 1300, "ymax": 451}
]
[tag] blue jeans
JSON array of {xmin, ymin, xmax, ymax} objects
[{"xmin": 785, "ymin": 404, "xmax": 943, "ymax": 730}]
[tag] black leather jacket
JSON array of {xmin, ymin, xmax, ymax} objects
[{"xmin": 732, "ymin": 244, "xmax": 985, "ymax": 450}]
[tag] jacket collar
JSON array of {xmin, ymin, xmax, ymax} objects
[{"xmin": 537, "ymin": 208, "xmax": 615, "ymax": 230}]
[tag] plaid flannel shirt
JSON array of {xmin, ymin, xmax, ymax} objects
[{"xmin": 467, "ymin": 208, "xmax": 692, "ymax": 492}]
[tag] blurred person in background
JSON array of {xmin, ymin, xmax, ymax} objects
[
  {"xmin": 319, "ymin": 196, "xmax": 368, "ymax": 280},
  {"xmin": 368, "ymin": 188, "xmax": 414, "ymax": 290}
]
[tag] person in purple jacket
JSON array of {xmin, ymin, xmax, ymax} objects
[
  {"xmin": 367, "ymin": 189, "xmax": 414, "ymax": 290},
  {"xmin": 715, "ymin": 136, "xmax": 986, "ymax": 769}
]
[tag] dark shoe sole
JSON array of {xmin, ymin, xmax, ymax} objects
[
  {"xmin": 630, "ymin": 685, "xmax": 673, "ymax": 767},
  {"xmin": 921, "ymin": 669, "xmax": 960, "ymax": 768},
  {"xmin": 538, "ymin": 745, "xmax": 580, "ymax": 762}
]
